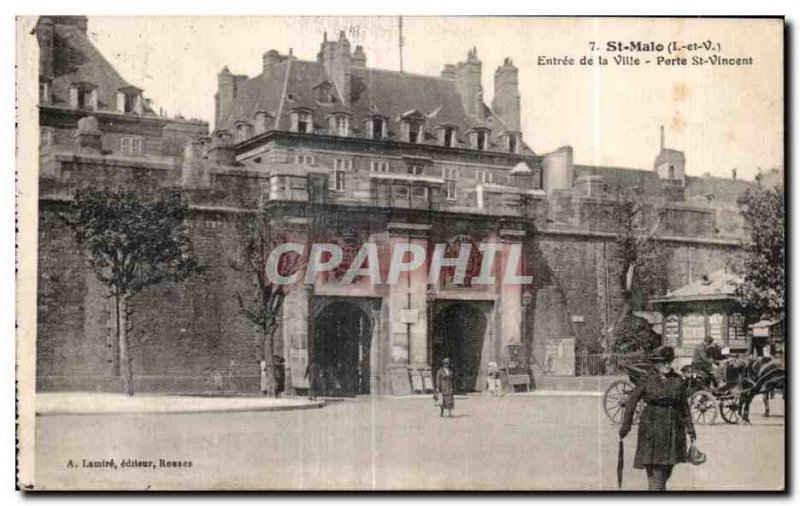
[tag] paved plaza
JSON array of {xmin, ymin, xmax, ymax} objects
[{"xmin": 34, "ymin": 394, "xmax": 784, "ymax": 491}]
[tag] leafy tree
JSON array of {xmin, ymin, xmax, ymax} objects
[
  {"xmin": 65, "ymin": 188, "xmax": 201, "ymax": 395},
  {"xmin": 606, "ymin": 187, "xmax": 666, "ymax": 353},
  {"xmin": 735, "ymin": 180, "xmax": 785, "ymax": 320},
  {"xmin": 231, "ymin": 204, "xmax": 306, "ymax": 396}
]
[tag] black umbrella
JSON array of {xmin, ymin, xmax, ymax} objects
[{"xmin": 617, "ymin": 439, "xmax": 624, "ymax": 489}]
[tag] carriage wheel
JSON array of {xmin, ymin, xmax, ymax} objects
[
  {"xmin": 689, "ymin": 390, "xmax": 718, "ymax": 425},
  {"xmin": 719, "ymin": 395, "xmax": 741, "ymax": 424},
  {"xmin": 603, "ymin": 379, "xmax": 636, "ymax": 424}
]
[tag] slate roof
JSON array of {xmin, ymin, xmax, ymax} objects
[
  {"xmin": 47, "ymin": 20, "xmax": 154, "ymax": 115},
  {"xmin": 221, "ymin": 56, "xmax": 532, "ymax": 153}
]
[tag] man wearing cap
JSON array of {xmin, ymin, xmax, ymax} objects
[
  {"xmin": 692, "ymin": 335, "xmax": 723, "ymax": 388},
  {"xmin": 619, "ymin": 345, "xmax": 697, "ymax": 491}
]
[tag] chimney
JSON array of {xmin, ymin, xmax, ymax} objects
[
  {"xmin": 51, "ymin": 16, "xmax": 88, "ymax": 34},
  {"xmin": 492, "ymin": 57, "xmax": 521, "ymax": 131},
  {"xmin": 321, "ymin": 31, "xmax": 353, "ymax": 106},
  {"xmin": 352, "ymin": 45, "xmax": 366, "ymax": 68},
  {"xmin": 440, "ymin": 64, "xmax": 456, "ymax": 80},
  {"xmin": 35, "ymin": 17, "xmax": 54, "ymax": 82},
  {"xmin": 455, "ymin": 48, "xmax": 483, "ymax": 119},
  {"xmin": 215, "ymin": 67, "xmax": 235, "ymax": 130},
  {"xmin": 262, "ymin": 50, "xmax": 281, "ymax": 79},
  {"xmin": 73, "ymin": 116, "xmax": 102, "ymax": 154}
]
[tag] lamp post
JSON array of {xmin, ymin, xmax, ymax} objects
[
  {"xmin": 521, "ymin": 290, "xmax": 533, "ymax": 381},
  {"xmin": 426, "ymin": 285, "xmax": 436, "ymax": 368},
  {"xmin": 305, "ymin": 282, "xmax": 315, "ymax": 398}
]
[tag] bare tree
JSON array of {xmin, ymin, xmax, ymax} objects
[{"xmin": 230, "ymin": 204, "xmax": 306, "ymax": 396}]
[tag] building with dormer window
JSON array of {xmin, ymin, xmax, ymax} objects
[{"xmin": 36, "ymin": 19, "xmax": 764, "ymax": 397}]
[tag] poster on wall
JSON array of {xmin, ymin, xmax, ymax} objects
[
  {"xmin": 663, "ymin": 315, "xmax": 680, "ymax": 347},
  {"xmin": 681, "ymin": 314, "xmax": 707, "ymax": 347},
  {"xmin": 504, "ymin": 344, "xmax": 527, "ymax": 375},
  {"xmin": 544, "ymin": 338, "xmax": 576, "ymax": 376}
]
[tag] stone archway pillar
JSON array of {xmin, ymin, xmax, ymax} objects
[
  {"xmin": 497, "ymin": 228, "xmax": 530, "ymax": 352},
  {"xmin": 385, "ymin": 222, "xmax": 431, "ymax": 395},
  {"xmin": 280, "ymin": 217, "xmax": 311, "ymax": 394}
]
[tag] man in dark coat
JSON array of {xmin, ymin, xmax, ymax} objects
[
  {"xmin": 692, "ymin": 336, "xmax": 722, "ymax": 388},
  {"xmin": 435, "ymin": 358, "xmax": 455, "ymax": 417},
  {"xmin": 620, "ymin": 345, "xmax": 696, "ymax": 491},
  {"xmin": 273, "ymin": 355, "xmax": 286, "ymax": 397}
]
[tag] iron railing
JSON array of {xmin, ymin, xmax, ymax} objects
[{"xmin": 575, "ymin": 353, "xmax": 649, "ymax": 376}]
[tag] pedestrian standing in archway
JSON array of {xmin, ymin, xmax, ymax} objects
[
  {"xmin": 619, "ymin": 345, "xmax": 696, "ymax": 491},
  {"xmin": 435, "ymin": 358, "xmax": 455, "ymax": 417}
]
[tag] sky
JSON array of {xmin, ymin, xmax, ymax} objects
[{"xmin": 84, "ymin": 16, "xmax": 783, "ymax": 181}]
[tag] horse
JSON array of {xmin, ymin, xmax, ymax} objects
[{"xmin": 736, "ymin": 355, "xmax": 785, "ymax": 423}]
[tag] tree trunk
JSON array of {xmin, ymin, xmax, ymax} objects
[
  {"xmin": 260, "ymin": 329, "xmax": 276, "ymax": 397},
  {"xmin": 117, "ymin": 296, "xmax": 134, "ymax": 396}
]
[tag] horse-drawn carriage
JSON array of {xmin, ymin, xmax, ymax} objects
[{"xmin": 603, "ymin": 356, "xmax": 785, "ymax": 425}]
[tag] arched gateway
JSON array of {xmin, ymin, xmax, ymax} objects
[
  {"xmin": 432, "ymin": 302, "xmax": 490, "ymax": 393},
  {"xmin": 312, "ymin": 301, "xmax": 373, "ymax": 396}
]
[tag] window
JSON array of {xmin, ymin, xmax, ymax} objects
[
  {"xmin": 316, "ymin": 83, "xmax": 334, "ymax": 104},
  {"xmin": 508, "ymin": 134, "xmax": 518, "ymax": 153},
  {"xmin": 442, "ymin": 167, "xmax": 458, "ymax": 200},
  {"xmin": 39, "ymin": 81, "xmax": 51, "ymax": 105},
  {"xmin": 443, "ymin": 127, "xmax": 456, "ymax": 147},
  {"xmin": 407, "ymin": 164, "xmax": 424, "ymax": 176},
  {"xmin": 371, "ymin": 118, "xmax": 385, "ymax": 139},
  {"xmin": 78, "ymin": 90, "xmax": 92, "ymax": 109},
  {"xmin": 123, "ymin": 93, "xmax": 137, "ymax": 113},
  {"xmin": 331, "ymin": 158, "xmax": 352, "ymax": 192},
  {"xmin": 293, "ymin": 111, "xmax": 312, "ymax": 133},
  {"xmin": 408, "ymin": 122, "xmax": 421, "ymax": 144},
  {"xmin": 40, "ymin": 127, "xmax": 54, "ymax": 147},
  {"xmin": 370, "ymin": 160, "xmax": 389, "ymax": 172},
  {"xmin": 413, "ymin": 185, "xmax": 429, "ymax": 199},
  {"xmin": 668, "ymin": 165, "xmax": 676, "ymax": 179},
  {"xmin": 335, "ymin": 115, "xmax": 350, "ymax": 136},
  {"xmin": 476, "ymin": 170, "xmax": 493, "ymax": 184},
  {"xmin": 476, "ymin": 130, "xmax": 487, "ymax": 151},
  {"xmin": 295, "ymin": 154, "xmax": 315, "ymax": 166},
  {"xmin": 120, "ymin": 136, "xmax": 144, "ymax": 156},
  {"xmin": 235, "ymin": 123, "xmax": 253, "ymax": 143},
  {"xmin": 71, "ymin": 84, "xmax": 97, "ymax": 110}
]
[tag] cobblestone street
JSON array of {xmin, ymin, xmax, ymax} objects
[{"xmin": 34, "ymin": 394, "xmax": 784, "ymax": 491}]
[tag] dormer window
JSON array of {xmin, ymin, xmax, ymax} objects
[
  {"xmin": 443, "ymin": 126, "xmax": 456, "ymax": 147},
  {"xmin": 508, "ymin": 133, "xmax": 519, "ymax": 153},
  {"xmin": 291, "ymin": 109, "xmax": 313, "ymax": 134},
  {"xmin": 253, "ymin": 110, "xmax": 272, "ymax": 134},
  {"xmin": 328, "ymin": 113, "xmax": 351, "ymax": 137},
  {"xmin": 476, "ymin": 131, "xmax": 487, "ymax": 150},
  {"xmin": 116, "ymin": 86, "xmax": 143, "ymax": 115},
  {"xmin": 398, "ymin": 110, "xmax": 425, "ymax": 144},
  {"xmin": 235, "ymin": 122, "xmax": 254, "ymax": 143},
  {"xmin": 469, "ymin": 128, "xmax": 490, "ymax": 151},
  {"xmin": 70, "ymin": 82, "xmax": 97, "ymax": 111},
  {"xmin": 314, "ymin": 81, "xmax": 335, "ymax": 105},
  {"xmin": 370, "ymin": 117, "xmax": 386, "ymax": 140},
  {"xmin": 408, "ymin": 123, "xmax": 421, "ymax": 144}
]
